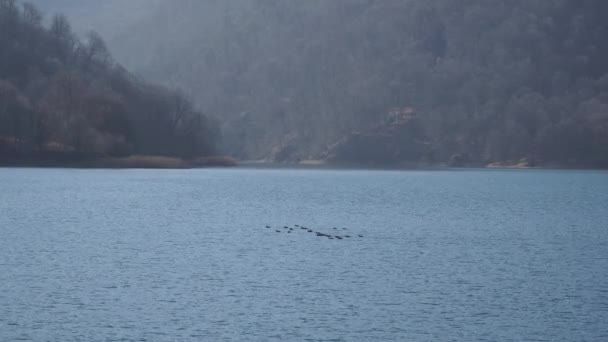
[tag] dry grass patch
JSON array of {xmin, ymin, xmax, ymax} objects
[
  {"xmin": 99, "ymin": 155, "xmax": 188, "ymax": 169},
  {"xmin": 191, "ymin": 156, "xmax": 238, "ymax": 167}
]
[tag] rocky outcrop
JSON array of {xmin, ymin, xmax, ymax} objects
[{"xmin": 323, "ymin": 108, "xmax": 432, "ymax": 165}]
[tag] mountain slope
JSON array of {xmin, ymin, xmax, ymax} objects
[
  {"xmin": 98, "ymin": 1, "xmax": 608, "ymax": 166},
  {"xmin": 0, "ymin": 0, "xmax": 217, "ymax": 165}
]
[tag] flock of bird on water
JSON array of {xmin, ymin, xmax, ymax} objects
[{"xmin": 264, "ymin": 224, "xmax": 363, "ymax": 240}]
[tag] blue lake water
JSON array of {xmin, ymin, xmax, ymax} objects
[{"xmin": 1, "ymin": 167, "xmax": 607, "ymax": 341}]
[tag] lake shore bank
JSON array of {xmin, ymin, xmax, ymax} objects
[
  {"xmin": 0, "ymin": 155, "xmax": 238, "ymax": 169},
  {"xmin": 1, "ymin": 156, "xmax": 605, "ymax": 171},
  {"xmin": 239, "ymin": 159, "xmax": 607, "ymax": 171}
]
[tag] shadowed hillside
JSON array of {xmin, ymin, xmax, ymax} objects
[
  {"xmin": 11, "ymin": 0, "xmax": 608, "ymax": 168},
  {"xmin": 0, "ymin": 0, "xmax": 218, "ymax": 167}
]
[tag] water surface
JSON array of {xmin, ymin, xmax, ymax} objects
[{"xmin": 1, "ymin": 168, "xmax": 607, "ymax": 341}]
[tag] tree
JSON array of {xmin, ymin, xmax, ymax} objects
[
  {"xmin": 21, "ymin": 2, "xmax": 41, "ymax": 26},
  {"xmin": 78, "ymin": 31, "xmax": 112, "ymax": 70},
  {"xmin": 50, "ymin": 14, "xmax": 76, "ymax": 63}
]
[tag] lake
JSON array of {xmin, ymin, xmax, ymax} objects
[{"xmin": 1, "ymin": 167, "xmax": 607, "ymax": 341}]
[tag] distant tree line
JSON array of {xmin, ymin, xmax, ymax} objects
[
  {"xmin": 111, "ymin": 0, "xmax": 608, "ymax": 167},
  {"xmin": 0, "ymin": 0, "xmax": 217, "ymax": 164}
]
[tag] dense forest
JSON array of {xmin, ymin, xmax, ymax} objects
[
  {"xmin": 0, "ymin": 0, "xmax": 217, "ymax": 166},
  {"xmin": 103, "ymin": 0, "xmax": 608, "ymax": 167},
  {"xmin": 3, "ymin": 0, "xmax": 608, "ymax": 168}
]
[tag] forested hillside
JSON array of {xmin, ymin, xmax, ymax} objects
[
  {"xmin": 108, "ymin": 0, "xmax": 608, "ymax": 167},
  {"xmin": 0, "ymin": 0, "xmax": 217, "ymax": 166}
]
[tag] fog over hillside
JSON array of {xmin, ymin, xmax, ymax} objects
[
  {"xmin": 27, "ymin": 0, "xmax": 160, "ymax": 44},
  {"xmin": 23, "ymin": 0, "xmax": 608, "ymax": 168},
  {"xmin": 1, "ymin": 0, "xmax": 218, "ymax": 167}
]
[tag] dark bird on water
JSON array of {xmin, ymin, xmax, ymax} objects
[
  {"xmin": 308, "ymin": 230, "xmax": 313, "ymax": 233},
  {"xmin": 335, "ymin": 236, "xmax": 343, "ymax": 240},
  {"xmin": 283, "ymin": 226, "xmax": 289, "ymax": 229},
  {"xmin": 316, "ymin": 232, "xmax": 333, "ymax": 238},
  {"xmin": 344, "ymin": 235, "xmax": 351, "ymax": 238},
  {"xmin": 265, "ymin": 225, "xmax": 271, "ymax": 228},
  {"xmin": 295, "ymin": 225, "xmax": 300, "ymax": 227},
  {"xmin": 276, "ymin": 230, "xmax": 281, "ymax": 233},
  {"xmin": 358, "ymin": 235, "xmax": 363, "ymax": 237}
]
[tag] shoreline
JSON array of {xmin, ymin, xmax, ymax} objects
[
  {"xmin": 0, "ymin": 155, "xmax": 238, "ymax": 169},
  {"xmin": 237, "ymin": 160, "xmax": 607, "ymax": 172},
  {"xmin": 1, "ymin": 157, "xmax": 605, "ymax": 171}
]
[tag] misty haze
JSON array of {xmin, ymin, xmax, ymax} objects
[{"xmin": 1, "ymin": 1, "xmax": 607, "ymax": 341}]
